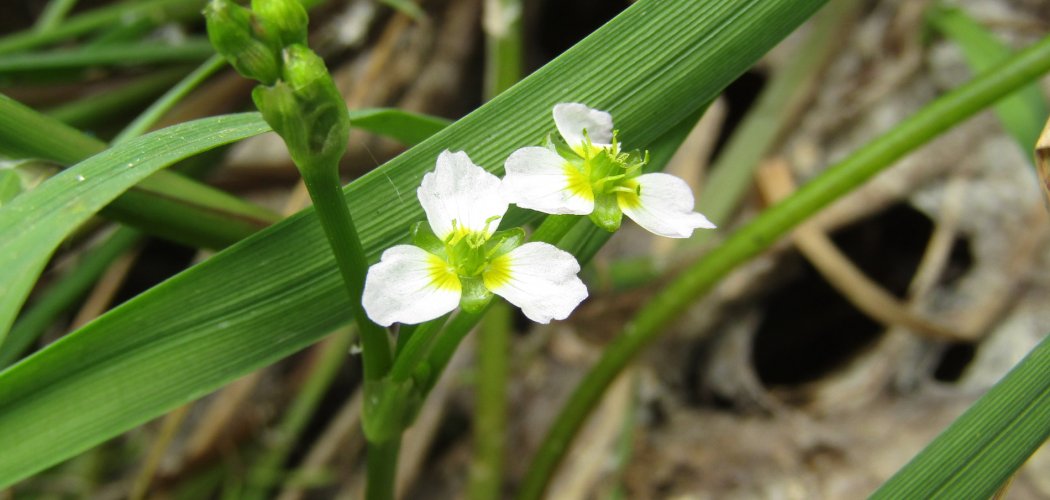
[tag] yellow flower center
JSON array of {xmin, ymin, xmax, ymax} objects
[
  {"xmin": 426, "ymin": 252, "xmax": 461, "ymax": 292},
  {"xmin": 481, "ymin": 253, "xmax": 512, "ymax": 290}
]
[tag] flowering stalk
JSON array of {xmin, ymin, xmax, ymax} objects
[{"xmin": 204, "ymin": 1, "xmax": 396, "ymax": 497}]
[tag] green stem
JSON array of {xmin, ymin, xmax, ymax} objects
[
  {"xmin": 516, "ymin": 33, "xmax": 1050, "ymax": 500},
  {"xmin": 300, "ymin": 166, "xmax": 392, "ymax": 382},
  {"xmin": 300, "ymin": 164, "xmax": 398, "ymax": 500},
  {"xmin": 243, "ymin": 328, "xmax": 356, "ymax": 500},
  {"xmin": 483, "ymin": 0, "xmax": 523, "ymax": 99},
  {"xmin": 33, "ymin": 0, "xmax": 81, "ymax": 33},
  {"xmin": 0, "ymin": 0, "xmax": 203, "ymax": 56},
  {"xmin": 388, "ymin": 316, "xmax": 449, "ymax": 381},
  {"xmin": 415, "ymin": 309, "xmax": 486, "ymax": 395},
  {"xmin": 0, "ymin": 39, "xmax": 214, "ymax": 74},
  {"xmin": 530, "ymin": 214, "xmax": 580, "ymax": 246},
  {"xmin": 366, "ymin": 438, "xmax": 401, "ymax": 500},
  {"xmin": 468, "ymin": 300, "xmax": 510, "ymax": 500}
]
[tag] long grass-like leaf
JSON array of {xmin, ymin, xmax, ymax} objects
[
  {"xmin": 872, "ymin": 334, "xmax": 1050, "ymax": 498},
  {"xmin": 0, "ymin": 113, "xmax": 270, "ymax": 344}
]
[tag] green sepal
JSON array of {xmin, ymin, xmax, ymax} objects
[
  {"xmin": 410, "ymin": 221, "xmax": 445, "ymax": 257},
  {"xmin": 484, "ymin": 227, "xmax": 525, "ymax": 259},
  {"xmin": 279, "ymin": 44, "xmax": 350, "ymax": 169},
  {"xmin": 590, "ymin": 193, "xmax": 622, "ymax": 232},
  {"xmin": 552, "ymin": 136, "xmax": 581, "ymax": 161},
  {"xmin": 588, "ymin": 149, "xmax": 622, "ymax": 182},
  {"xmin": 203, "ymin": 0, "xmax": 281, "ymax": 85},
  {"xmin": 251, "ymin": 0, "xmax": 309, "ymax": 48},
  {"xmin": 252, "ymin": 82, "xmax": 310, "ymax": 161},
  {"xmin": 459, "ymin": 275, "xmax": 493, "ymax": 313},
  {"xmin": 361, "ymin": 377, "xmax": 422, "ymax": 443}
]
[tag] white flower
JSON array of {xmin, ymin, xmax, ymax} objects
[
  {"xmin": 362, "ymin": 150, "xmax": 588, "ymax": 326},
  {"xmin": 500, "ymin": 102, "xmax": 716, "ymax": 238}
]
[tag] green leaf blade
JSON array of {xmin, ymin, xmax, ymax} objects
[
  {"xmin": 0, "ymin": 113, "xmax": 270, "ymax": 343},
  {"xmin": 873, "ymin": 335, "xmax": 1050, "ymax": 499}
]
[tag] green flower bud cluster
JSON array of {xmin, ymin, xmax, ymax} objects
[{"xmin": 204, "ymin": 0, "xmax": 348, "ymax": 170}]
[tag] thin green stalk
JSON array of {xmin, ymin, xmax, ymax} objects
[
  {"xmin": 0, "ymin": 39, "xmax": 214, "ymax": 74},
  {"xmin": 300, "ymin": 166, "xmax": 392, "ymax": 382},
  {"xmin": 366, "ymin": 438, "xmax": 401, "ymax": 500},
  {"xmin": 244, "ymin": 328, "xmax": 356, "ymax": 500},
  {"xmin": 300, "ymin": 166, "xmax": 397, "ymax": 500},
  {"xmin": 0, "ymin": 0, "xmax": 204, "ymax": 56},
  {"xmin": 517, "ymin": 31, "xmax": 1050, "ymax": 500},
  {"xmin": 45, "ymin": 68, "xmax": 187, "ymax": 128},
  {"xmin": 0, "ymin": 227, "xmax": 140, "ymax": 368},
  {"xmin": 468, "ymin": 300, "xmax": 510, "ymax": 500},
  {"xmin": 529, "ymin": 214, "xmax": 580, "ymax": 248},
  {"xmin": 114, "ymin": 55, "xmax": 227, "ymax": 144},
  {"xmin": 483, "ymin": 0, "xmax": 523, "ymax": 99},
  {"xmin": 388, "ymin": 316, "xmax": 449, "ymax": 381},
  {"xmin": 33, "ymin": 0, "xmax": 80, "ymax": 33}
]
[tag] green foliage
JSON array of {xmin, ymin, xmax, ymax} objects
[
  {"xmin": 0, "ymin": 113, "xmax": 270, "ymax": 345},
  {"xmin": 872, "ymin": 334, "xmax": 1050, "ymax": 499},
  {"xmin": 0, "ymin": 0, "xmax": 829, "ymax": 486}
]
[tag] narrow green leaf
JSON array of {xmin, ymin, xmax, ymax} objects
[
  {"xmin": 928, "ymin": 6, "xmax": 1049, "ymax": 152},
  {"xmin": 0, "ymin": 94, "xmax": 449, "ymax": 250},
  {"xmin": 347, "ymin": 108, "xmax": 451, "ymax": 147},
  {"xmin": 33, "ymin": 0, "xmax": 81, "ymax": 33},
  {"xmin": 0, "ymin": 0, "xmax": 828, "ymax": 486},
  {"xmin": 44, "ymin": 68, "xmax": 189, "ymax": 128},
  {"xmin": 0, "ymin": 39, "xmax": 214, "ymax": 74},
  {"xmin": 0, "ymin": 94, "xmax": 280, "ymax": 249},
  {"xmin": 0, "ymin": 0, "xmax": 205, "ymax": 56},
  {"xmin": 0, "ymin": 228, "xmax": 142, "ymax": 369},
  {"xmin": 872, "ymin": 334, "xmax": 1050, "ymax": 498},
  {"xmin": 0, "ymin": 113, "xmax": 271, "ymax": 344}
]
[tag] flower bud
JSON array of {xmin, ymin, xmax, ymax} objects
[
  {"xmin": 204, "ymin": 0, "xmax": 280, "ymax": 84},
  {"xmin": 251, "ymin": 0, "xmax": 309, "ymax": 48},
  {"xmin": 279, "ymin": 44, "xmax": 350, "ymax": 169}
]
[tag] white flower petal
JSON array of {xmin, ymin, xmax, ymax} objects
[
  {"xmin": 418, "ymin": 150, "xmax": 508, "ymax": 241},
  {"xmin": 618, "ymin": 173, "xmax": 716, "ymax": 238},
  {"xmin": 483, "ymin": 242, "xmax": 587, "ymax": 324},
  {"xmin": 500, "ymin": 146, "xmax": 595, "ymax": 215},
  {"xmin": 553, "ymin": 103, "xmax": 613, "ymax": 152},
  {"xmin": 362, "ymin": 245, "xmax": 461, "ymax": 326}
]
